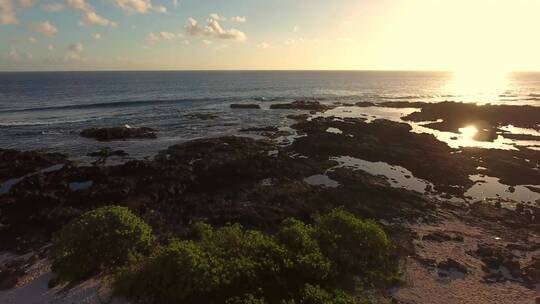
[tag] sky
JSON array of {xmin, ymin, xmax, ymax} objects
[{"xmin": 1, "ymin": 0, "xmax": 540, "ymax": 71}]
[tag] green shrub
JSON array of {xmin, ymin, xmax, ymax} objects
[
  {"xmin": 277, "ymin": 218, "xmax": 331, "ymax": 282},
  {"xmin": 294, "ymin": 284, "xmax": 356, "ymax": 304},
  {"xmin": 314, "ymin": 209, "xmax": 397, "ymax": 283},
  {"xmin": 116, "ymin": 224, "xmax": 289, "ymax": 303},
  {"xmin": 115, "ymin": 209, "xmax": 397, "ymax": 304},
  {"xmin": 50, "ymin": 206, "xmax": 154, "ymax": 282}
]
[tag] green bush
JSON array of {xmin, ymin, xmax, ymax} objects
[
  {"xmin": 115, "ymin": 209, "xmax": 398, "ymax": 304},
  {"xmin": 314, "ymin": 209, "xmax": 397, "ymax": 284},
  {"xmin": 50, "ymin": 206, "xmax": 154, "ymax": 282}
]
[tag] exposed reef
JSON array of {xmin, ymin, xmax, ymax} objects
[{"xmin": 80, "ymin": 126, "xmax": 157, "ymax": 142}]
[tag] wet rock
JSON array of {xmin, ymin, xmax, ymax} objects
[
  {"xmin": 183, "ymin": 113, "xmax": 219, "ymax": 120},
  {"xmin": 287, "ymin": 114, "xmax": 310, "ymax": 121},
  {"xmin": 0, "ymin": 149, "xmax": 67, "ymax": 181},
  {"xmin": 437, "ymin": 258, "xmax": 468, "ymax": 274},
  {"xmin": 270, "ymin": 100, "xmax": 333, "ymax": 111},
  {"xmin": 526, "ymin": 185, "xmax": 540, "ymax": 194},
  {"xmin": 230, "ymin": 104, "xmax": 261, "ymax": 109},
  {"xmin": 474, "ymin": 243, "xmax": 521, "ymax": 276},
  {"xmin": 355, "ymin": 101, "xmax": 376, "ymax": 107},
  {"xmin": 240, "ymin": 126, "xmax": 279, "ymax": 132},
  {"xmin": 501, "ymin": 133, "xmax": 540, "ymax": 141},
  {"xmin": 80, "ymin": 126, "xmax": 157, "ymax": 141},
  {"xmin": 289, "ymin": 117, "xmax": 477, "ymax": 194},
  {"xmin": 422, "ymin": 231, "xmax": 463, "ymax": 242},
  {"xmin": 401, "ymin": 101, "xmax": 540, "ymax": 141}
]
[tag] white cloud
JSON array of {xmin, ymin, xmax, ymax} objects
[
  {"xmin": 67, "ymin": 0, "xmax": 117, "ymax": 27},
  {"xmin": 185, "ymin": 15, "xmax": 246, "ymax": 42},
  {"xmin": 28, "ymin": 36, "xmax": 37, "ymax": 43},
  {"xmin": 80, "ymin": 11, "xmax": 117, "ymax": 26},
  {"xmin": 31, "ymin": 21, "xmax": 58, "ymax": 37},
  {"xmin": 153, "ymin": 4, "xmax": 166, "ymax": 13},
  {"xmin": 257, "ymin": 42, "xmax": 272, "ymax": 49},
  {"xmin": 64, "ymin": 42, "xmax": 84, "ymax": 62},
  {"xmin": 66, "ymin": 0, "xmax": 91, "ymax": 11},
  {"xmin": 113, "ymin": 0, "xmax": 152, "ymax": 14},
  {"xmin": 147, "ymin": 31, "xmax": 175, "ymax": 43},
  {"xmin": 171, "ymin": 0, "xmax": 176, "ymax": 8},
  {"xmin": 209, "ymin": 13, "xmax": 223, "ymax": 21},
  {"xmin": 230, "ymin": 16, "xmax": 246, "ymax": 23},
  {"xmin": 42, "ymin": 3, "xmax": 65, "ymax": 12},
  {"xmin": 202, "ymin": 39, "xmax": 212, "ymax": 45},
  {"xmin": 0, "ymin": 0, "xmax": 18, "ymax": 24},
  {"xmin": 92, "ymin": 32, "xmax": 101, "ymax": 40},
  {"xmin": 47, "ymin": 44, "xmax": 54, "ymax": 50},
  {"xmin": 17, "ymin": 0, "xmax": 34, "ymax": 8},
  {"xmin": 293, "ymin": 26, "xmax": 300, "ymax": 32}
]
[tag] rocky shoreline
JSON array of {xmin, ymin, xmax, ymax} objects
[{"xmin": 0, "ymin": 101, "xmax": 539, "ymax": 303}]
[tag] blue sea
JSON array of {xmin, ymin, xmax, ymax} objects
[{"xmin": 1, "ymin": 71, "xmax": 539, "ymax": 158}]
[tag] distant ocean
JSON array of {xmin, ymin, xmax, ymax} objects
[{"xmin": 1, "ymin": 71, "xmax": 539, "ymax": 158}]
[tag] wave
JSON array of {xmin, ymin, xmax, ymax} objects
[
  {"xmin": 0, "ymin": 117, "xmax": 102, "ymax": 127},
  {"xmin": 0, "ymin": 97, "xmax": 228, "ymax": 114}
]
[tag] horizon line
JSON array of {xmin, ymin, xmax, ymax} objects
[{"xmin": 1, "ymin": 69, "xmax": 540, "ymax": 73}]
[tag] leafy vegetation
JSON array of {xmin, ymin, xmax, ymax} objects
[
  {"xmin": 115, "ymin": 209, "xmax": 398, "ymax": 303},
  {"xmin": 50, "ymin": 206, "xmax": 154, "ymax": 282}
]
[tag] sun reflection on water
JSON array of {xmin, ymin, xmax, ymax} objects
[
  {"xmin": 458, "ymin": 125, "xmax": 479, "ymax": 140},
  {"xmin": 446, "ymin": 70, "xmax": 511, "ymax": 104}
]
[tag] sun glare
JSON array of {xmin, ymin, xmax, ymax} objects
[{"xmin": 459, "ymin": 126, "xmax": 479, "ymax": 140}]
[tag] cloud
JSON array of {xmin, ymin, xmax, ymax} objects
[
  {"xmin": 230, "ymin": 16, "xmax": 246, "ymax": 23},
  {"xmin": 113, "ymin": 0, "xmax": 152, "ymax": 14},
  {"xmin": 17, "ymin": 0, "xmax": 34, "ymax": 8},
  {"xmin": 257, "ymin": 42, "xmax": 272, "ymax": 49},
  {"xmin": 147, "ymin": 31, "xmax": 175, "ymax": 43},
  {"xmin": 207, "ymin": 14, "xmax": 246, "ymax": 23},
  {"xmin": 67, "ymin": 0, "xmax": 91, "ymax": 11},
  {"xmin": 185, "ymin": 15, "xmax": 246, "ymax": 42},
  {"xmin": 0, "ymin": 0, "xmax": 18, "ymax": 24},
  {"xmin": 41, "ymin": 3, "xmax": 65, "ymax": 12},
  {"xmin": 67, "ymin": 0, "xmax": 117, "ymax": 27},
  {"xmin": 80, "ymin": 11, "xmax": 117, "ymax": 26},
  {"xmin": 28, "ymin": 36, "xmax": 36, "ymax": 43},
  {"xmin": 92, "ymin": 32, "xmax": 101, "ymax": 40},
  {"xmin": 64, "ymin": 42, "xmax": 84, "ymax": 62},
  {"xmin": 171, "ymin": 0, "xmax": 176, "ymax": 9},
  {"xmin": 31, "ymin": 21, "xmax": 58, "ymax": 37},
  {"xmin": 47, "ymin": 44, "xmax": 53, "ymax": 50},
  {"xmin": 293, "ymin": 26, "xmax": 300, "ymax": 32},
  {"xmin": 153, "ymin": 4, "xmax": 166, "ymax": 13}
]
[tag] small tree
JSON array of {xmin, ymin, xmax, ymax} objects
[{"xmin": 50, "ymin": 206, "xmax": 154, "ymax": 282}]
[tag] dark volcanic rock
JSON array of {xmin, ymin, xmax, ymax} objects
[
  {"xmin": 422, "ymin": 231, "xmax": 463, "ymax": 242},
  {"xmin": 270, "ymin": 101, "xmax": 333, "ymax": 111},
  {"xmin": 402, "ymin": 101, "xmax": 540, "ymax": 140},
  {"xmin": 0, "ymin": 149, "xmax": 67, "ymax": 181},
  {"xmin": 437, "ymin": 258, "xmax": 469, "ymax": 274},
  {"xmin": 0, "ymin": 135, "xmax": 434, "ymax": 252},
  {"xmin": 289, "ymin": 117, "xmax": 477, "ymax": 194},
  {"xmin": 240, "ymin": 126, "xmax": 279, "ymax": 132},
  {"xmin": 230, "ymin": 104, "xmax": 261, "ymax": 109},
  {"xmin": 80, "ymin": 126, "xmax": 157, "ymax": 141},
  {"xmin": 355, "ymin": 101, "xmax": 376, "ymax": 107}
]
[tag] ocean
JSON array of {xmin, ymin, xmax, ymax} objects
[{"xmin": 1, "ymin": 71, "xmax": 539, "ymax": 158}]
